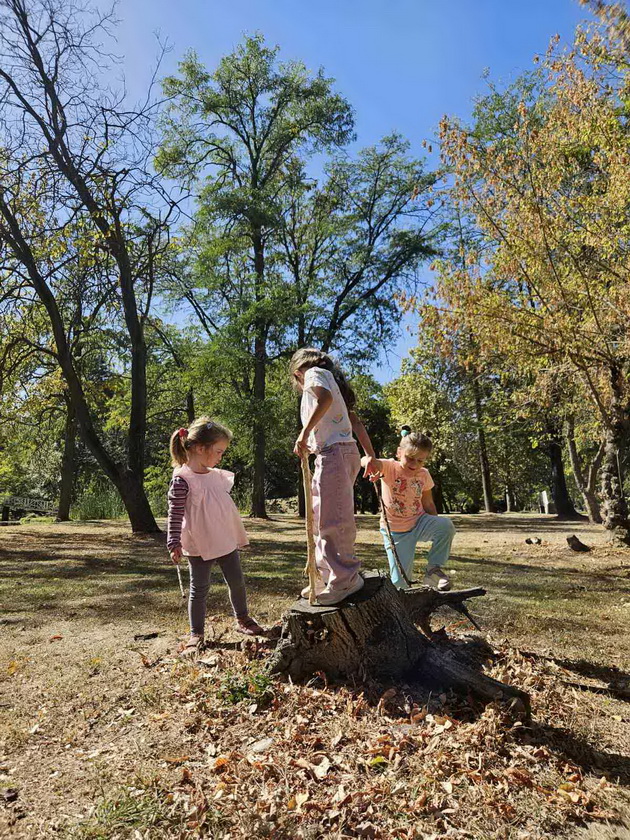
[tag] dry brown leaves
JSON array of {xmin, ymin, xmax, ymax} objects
[{"xmin": 84, "ymin": 640, "xmax": 628, "ymax": 839}]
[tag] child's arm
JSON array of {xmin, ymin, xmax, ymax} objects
[
  {"xmin": 167, "ymin": 477, "xmax": 189, "ymax": 563},
  {"xmin": 294, "ymin": 386, "xmax": 333, "ymax": 456},
  {"xmin": 361, "ymin": 454, "xmax": 384, "ymax": 476},
  {"xmin": 350, "ymin": 411, "xmax": 380, "ymax": 476},
  {"xmin": 422, "ymin": 488, "xmax": 438, "ymax": 516}
]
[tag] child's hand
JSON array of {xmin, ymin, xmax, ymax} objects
[
  {"xmin": 293, "ymin": 430, "xmax": 308, "ymax": 457},
  {"xmin": 362, "ymin": 456, "xmax": 381, "ymax": 479},
  {"xmin": 169, "ymin": 547, "xmax": 182, "ymax": 564}
]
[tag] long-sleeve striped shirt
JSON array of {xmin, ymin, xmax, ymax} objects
[{"xmin": 166, "ymin": 476, "xmax": 189, "ymax": 550}]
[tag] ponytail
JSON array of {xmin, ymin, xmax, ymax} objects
[{"xmin": 170, "ymin": 427, "xmax": 189, "ymax": 466}]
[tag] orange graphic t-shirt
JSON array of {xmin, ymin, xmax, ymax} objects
[{"xmin": 379, "ymin": 458, "xmax": 434, "ymax": 532}]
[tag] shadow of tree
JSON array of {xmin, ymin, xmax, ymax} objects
[{"xmin": 523, "ymin": 723, "xmax": 630, "ymax": 785}]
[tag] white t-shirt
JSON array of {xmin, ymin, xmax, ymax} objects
[{"xmin": 301, "ymin": 366, "xmax": 354, "ymax": 452}]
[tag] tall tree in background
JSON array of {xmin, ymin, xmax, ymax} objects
[
  {"xmin": 0, "ymin": 0, "xmax": 178, "ymax": 532},
  {"xmin": 157, "ymin": 40, "xmax": 439, "ymax": 515},
  {"xmin": 156, "ymin": 35, "xmax": 354, "ymax": 517},
  {"xmin": 436, "ymin": 19, "xmax": 630, "ymax": 542}
]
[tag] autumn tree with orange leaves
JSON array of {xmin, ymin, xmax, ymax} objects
[{"xmin": 434, "ymin": 17, "xmax": 630, "ymax": 543}]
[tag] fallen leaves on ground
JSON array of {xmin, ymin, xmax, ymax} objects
[{"xmin": 64, "ymin": 639, "xmax": 629, "ymax": 839}]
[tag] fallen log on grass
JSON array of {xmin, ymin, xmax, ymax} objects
[{"xmin": 268, "ymin": 571, "xmax": 531, "ymax": 718}]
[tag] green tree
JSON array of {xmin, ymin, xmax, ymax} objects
[
  {"xmin": 156, "ymin": 35, "xmax": 354, "ymax": 517},
  {"xmin": 0, "ymin": 0, "xmax": 180, "ymax": 532}
]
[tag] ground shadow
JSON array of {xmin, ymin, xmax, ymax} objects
[
  {"xmin": 518, "ymin": 651, "xmax": 630, "ymax": 702},
  {"xmin": 445, "ymin": 514, "xmax": 598, "ymax": 534},
  {"xmin": 522, "ymin": 723, "xmax": 630, "ymax": 784}
]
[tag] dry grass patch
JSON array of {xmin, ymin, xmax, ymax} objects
[{"xmin": 0, "ymin": 513, "xmax": 629, "ymax": 838}]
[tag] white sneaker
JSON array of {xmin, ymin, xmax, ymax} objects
[
  {"xmin": 423, "ymin": 566, "xmax": 451, "ymax": 592},
  {"xmin": 300, "ymin": 578, "xmax": 327, "ymax": 599},
  {"xmin": 316, "ymin": 575, "xmax": 364, "ymax": 606}
]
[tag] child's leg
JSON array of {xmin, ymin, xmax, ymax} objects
[
  {"xmin": 188, "ymin": 556, "xmax": 212, "ymax": 636},
  {"xmin": 310, "ymin": 454, "xmax": 331, "ymax": 583},
  {"xmin": 379, "ymin": 527, "xmax": 417, "ymax": 590},
  {"xmin": 314, "ymin": 443, "xmax": 361, "ymax": 587},
  {"xmin": 413, "ymin": 514, "xmax": 456, "ymax": 568},
  {"xmin": 217, "ymin": 550, "xmax": 266, "ymax": 635},
  {"xmin": 215, "ymin": 549, "xmax": 248, "ymax": 620}
]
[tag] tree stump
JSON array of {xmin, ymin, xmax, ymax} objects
[{"xmin": 268, "ymin": 572, "xmax": 530, "ymax": 717}]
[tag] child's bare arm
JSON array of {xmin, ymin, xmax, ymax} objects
[
  {"xmin": 349, "ymin": 411, "xmax": 375, "ymax": 458},
  {"xmin": 361, "ymin": 454, "xmax": 384, "ymax": 473},
  {"xmin": 422, "ymin": 489, "xmax": 438, "ymax": 516}
]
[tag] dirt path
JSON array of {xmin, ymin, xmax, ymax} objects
[{"xmin": 1, "ymin": 513, "xmax": 629, "ymax": 838}]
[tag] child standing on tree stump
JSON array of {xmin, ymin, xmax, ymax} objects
[
  {"xmin": 290, "ymin": 348, "xmax": 378, "ymax": 605},
  {"xmin": 363, "ymin": 428, "xmax": 456, "ymax": 591},
  {"xmin": 167, "ymin": 417, "xmax": 265, "ymax": 655}
]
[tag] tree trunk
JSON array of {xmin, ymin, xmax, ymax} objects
[
  {"xmin": 600, "ymin": 366, "xmax": 630, "ymax": 545},
  {"xmin": 115, "ymin": 470, "xmax": 161, "ymax": 534},
  {"xmin": 250, "ymin": 230, "xmax": 268, "ymax": 519},
  {"xmin": 505, "ymin": 485, "xmax": 517, "ymax": 513},
  {"xmin": 565, "ymin": 419, "xmax": 603, "ymax": 525},
  {"xmin": 431, "ymin": 467, "xmax": 446, "ymax": 514},
  {"xmin": 471, "ymin": 377, "xmax": 494, "ymax": 512},
  {"xmin": 546, "ymin": 426, "xmax": 580, "ymax": 519},
  {"xmin": 186, "ymin": 388, "xmax": 195, "ymax": 424},
  {"xmin": 269, "ymin": 573, "xmax": 530, "ymax": 716},
  {"xmin": 57, "ymin": 400, "xmax": 77, "ymax": 521}
]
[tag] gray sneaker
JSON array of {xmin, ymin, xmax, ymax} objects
[
  {"xmin": 316, "ymin": 575, "xmax": 364, "ymax": 605},
  {"xmin": 423, "ymin": 566, "xmax": 451, "ymax": 591},
  {"xmin": 300, "ymin": 578, "xmax": 327, "ymax": 599}
]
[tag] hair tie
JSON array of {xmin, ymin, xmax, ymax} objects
[
  {"xmin": 400, "ymin": 426, "xmax": 411, "ymax": 437},
  {"xmin": 178, "ymin": 427, "xmax": 188, "ymax": 439}
]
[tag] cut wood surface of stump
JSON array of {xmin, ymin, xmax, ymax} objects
[{"xmin": 268, "ymin": 571, "xmax": 531, "ymax": 718}]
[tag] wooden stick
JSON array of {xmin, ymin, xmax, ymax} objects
[
  {"xmin": 376, "ymin": 480, "xmax": 414, "ymax": 587},
  {"xmin": 301, "ymin": 452, "xmax": 319, "ymax": 605},
  {"xmin": 176, "ymin": 564, "xmax": 186, "ymax": 599}
]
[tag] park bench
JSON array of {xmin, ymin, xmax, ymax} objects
[{"xmin": 0, "ymin": 495, "xmax": 56, "ymax": 524}]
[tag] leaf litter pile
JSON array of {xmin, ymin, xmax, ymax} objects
[{"xmin": 64, "ymin": 631, "xmax": 630, "ymax": 840}]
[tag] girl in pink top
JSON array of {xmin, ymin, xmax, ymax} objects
[
  {"xmin": 363, "ymin": 428, "xmax": 456, "ymax": 591},
  {"xmin": 167, "ymin": 417, "xmax": 264, "ymax": 655}
]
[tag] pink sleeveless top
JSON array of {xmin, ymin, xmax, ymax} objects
[{"xmin": 173, "ymin": 464, "xmax": 249, "ymax": 561}]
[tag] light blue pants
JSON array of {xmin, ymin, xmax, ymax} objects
[{"xmin": 380, "ymin": 514, "xmax": 456, "ymax": 590}]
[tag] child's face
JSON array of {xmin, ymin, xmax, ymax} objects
[
  {"xmin": 398, "ymin": 446, "xmax": 430, "ymax": 472},
  {"xmin": 196, "ymin": 439, "xmax": 229, "ymax": 469}
]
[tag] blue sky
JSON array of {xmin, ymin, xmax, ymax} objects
[{"xmin": 113, "ymin": 0, "xmax": 590, "ymax": 383}]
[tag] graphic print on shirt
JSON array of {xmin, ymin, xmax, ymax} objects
[{"xmin": 390, "ymin": 476, "xmax": 425, "ymax": 518}]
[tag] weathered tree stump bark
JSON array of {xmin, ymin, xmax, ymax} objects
[{"xmin": 268, "ymin": 572, "xmax": 530, "ymax": 717}]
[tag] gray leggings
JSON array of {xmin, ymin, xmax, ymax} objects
[{"xmin": 187, "ymin": 551, "xmax": 248, "ymax": 636}]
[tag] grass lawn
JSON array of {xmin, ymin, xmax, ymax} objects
[{"xmin": 0, "ymin": 512, "xmax": 629, "ymax": 839}]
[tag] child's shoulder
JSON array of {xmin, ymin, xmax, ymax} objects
[
  {"xmin": 418, "ymin": 467, "xmax": 433, "ymax": 486},
  {"xmin": 304, "ymin": 365, "xmax": 333, "ymax": 382},
  {"xmin": 380, "ymin": 458, "xmax": 402, "ymax": 479}
]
